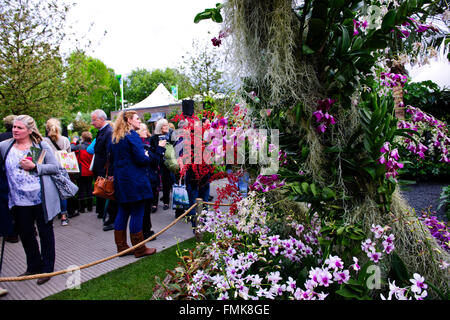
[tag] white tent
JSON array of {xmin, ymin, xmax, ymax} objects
[{"xmin": 126, "ymin": 83, "xmax": 180, "ymax": 110}]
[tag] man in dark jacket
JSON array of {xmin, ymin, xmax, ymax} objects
[
  {"xmin": 0, "ymin": 115, "xmax": 18, "ymax": 244},
  {"xmin": 90, "ymin": 110, "xmax": 118, "ymax": 231},
  {"xmin": 0, "ymin": 115, "xmax": 15, "ymax": 142},
  {"xmin": 1, "ymin": 152, "xmax": 13, "ymax": 297}
]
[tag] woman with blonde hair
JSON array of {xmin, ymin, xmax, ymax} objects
[
  {"xmin": 43, "ymin": 118, "xmax": 72, "ymax": 226},
  {"xmin": 0, "ymin": 115, "xmax": 61, "ymax": 285},
  {"xmin": 109, "ymin": 111, "xmax": 166, "ymax": 258},
  {"xmin": 137, "ymin": 122, "xmax": 156, "ymax": 239},
  {"xmin": 71, "ymin": 131, "xmax": 94, "ymax": 213},
  {"xmin": 150, "ymin": 118, "xmax": 173, "ymax": 210}
]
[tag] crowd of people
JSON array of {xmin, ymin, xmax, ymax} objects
[{"xmin": 0, "ymin": 100, "xmax": 214, "ymax": 296}]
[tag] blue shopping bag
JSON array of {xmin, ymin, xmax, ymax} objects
[{"xmin": 172, "ymin": 183, "xmax": 189, "ymax": 210}]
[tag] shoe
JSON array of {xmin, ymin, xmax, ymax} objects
[
  {"xmin": 130, "ymin": 231, "xmax": 157, "ymax": 258},
  {"xmin": 151, "ymin": 206, "xmax": 157, "ymax": 213},
  {"xmin": 37, "ymin": 277, "xmax": 51, "ymax": 285},
  {"xmin": 61, "ymin": 218, "xmax": 69, "ymax": 226},
  {"xmin": 103, "ymin": 223, "xmax": 114, "ymax": 231},
  {"xmin": 5, "ymin": 235, "xmax": 19, "ymax": 243},
  {"xmin": 114, "ymin": 230, "xmax": 134, "ymax": 256},
  {"xmin": 163, "ymin": 204, "xmax": 170, "ymax": 210},
  {"xmin": 143, "ymin": 230, "xmax": 156, "ymax": 241},
  {"xmin": 68, "ymin": 212, "xmax": 79, "ymax": 218}
]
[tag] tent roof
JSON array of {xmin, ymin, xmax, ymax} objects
[{"xmin": 126, "ymin": 83, "xmax": 180, "ymax": 110}]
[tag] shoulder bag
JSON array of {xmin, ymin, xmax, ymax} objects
[
  {"xmin": 41, "ymin": 143, "xmax": 79, "ymax": 200},
  {"xmin": 92, "ymin": 161, "xmax": 115, "ymax": 200}
]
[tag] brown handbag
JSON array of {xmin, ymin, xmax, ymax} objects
[{"xmin": 92, "ymin": 162, "xmax": 115, "ymax": 200}]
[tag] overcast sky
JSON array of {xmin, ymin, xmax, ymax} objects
[{"xmin": 66, "ymin": 0, "xmax": 221, "ymax": 76}]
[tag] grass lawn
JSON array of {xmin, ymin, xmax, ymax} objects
[{"xmin": 45, "ymin": 237, "xmax": 197, "ymax": 300}]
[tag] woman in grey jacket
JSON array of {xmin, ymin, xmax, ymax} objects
[{"xmin": 0, "ymin": 115, "xmax": 60, "ymax": 285}]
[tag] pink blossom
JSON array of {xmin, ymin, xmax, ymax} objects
[
  {"xmin": 368, "ymin": 251, "xmax": 382, "ymax": 263},
  {"xmin": 390, "ymin": 148, "xmax": 399, "ymax": 160},
  {"xmin": 333, "ymin": 270, "xmax": 350, "ymax": 284},
  {"xmin": 324, "ymin": 255, "xmax": 344, "ymax": 270},
  {"xmin": 350, "ymin": 257, "xmax": 361, "ymax": 271},
  {"xmin": 410, "ymin": 273, "xmax": 427, "ymax": 294},
  {"xmin": 380, "ymin": 142, "xmax": 390, "ymax": 154}
]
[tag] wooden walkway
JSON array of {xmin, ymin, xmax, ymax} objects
[{"xmin": 0, "ymin": 179, "xmax": 225, "ymax": 300}]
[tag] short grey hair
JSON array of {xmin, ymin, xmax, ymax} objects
[
  {"xmin": 154, "ymin": 118, "xmax": 169, "ymax": 135},
  {"xmin": 91, "ymin": 109, "xmax": 107, "ymax": 120}
]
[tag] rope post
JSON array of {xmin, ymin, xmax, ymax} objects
[{"xmin": 195, "ymin": 198, "xmax": 203, "ymax": 241}]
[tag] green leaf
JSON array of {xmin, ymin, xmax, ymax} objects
[
  {"xmin": 310, "ymin": 183, "xmax": 318, "ymax": 196},
  {"xmin": 212, "ymin": 10, "xmax": 223, "ymax": 23},
  {"xmin": 340, "ymin": 25, "xmax": 350, "ymax": 54},
  {"xmin": 194, "ymin": 11, "xmax": 211, "ymax": 23},
  {"xmin": 363, "ymin": 167, "xmax": 376, "ymax": 180},
  {"xmin": 390, "ymin": 253, "xmax": 410, "ymax": 283},
  {"xmin": 336, "ymin": 287, "xmax": 364, "ymax": 299},
  {"xmin": 301, "ymin": 182, "xmax": 309, "ymax": 194},
  {"xmin": 381, "ymin": 10, "xmax": 397, "ymax": 32},
  {"xmin": 322, "ymin": 187, "xmax": 336, "ymax": 200},
  {"xmin": 302, "ymin": 45, "xmax": 315, "ymax": 55}
]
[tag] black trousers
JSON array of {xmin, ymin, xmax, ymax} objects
[
  {"xmin": 151, "ymin": 185, "xmax": 159, "ymax": 208},
  {"xmin": 142, "ymin": 198, "xmax": 153, "ymax": 238},
  {"xmin": 12, "ymin": 204, "xmax": 55, "ymax": 273},
  {"xmin": 161, "ymin": 167, "xmax": 173, "ymax": 205},
  {"xmin": 77, "ymin": 176, "xmax": 93, "ymax": 211}
]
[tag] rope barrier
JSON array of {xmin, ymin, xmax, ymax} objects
[
  {"xmin": 0, "ymin": 201, "xmax": 211, "ymax": 283},
  {"xmin": 0, "ymin": 196, "xmax": 235, "ymax": 283}
]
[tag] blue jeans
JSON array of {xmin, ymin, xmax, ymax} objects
[
  {"xmin": 114, "ymin": 201, "xmax": 145, "ymax": 234},
  {"xmin": 60, "ymin": 199, "xmax": 67, "ymax": 214},
  {"xmin": 186, "ymin": 183, "xmax": 210, "ymax": 229}
]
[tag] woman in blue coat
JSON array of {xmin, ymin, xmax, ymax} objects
[{"xmin": 109, "ymin": 111, "xmax": 166, "ymax": 258}]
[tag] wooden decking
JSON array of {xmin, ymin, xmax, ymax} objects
[{"xmin": 0, "ymin": 180, "xmax": 225, "ymax": 300}]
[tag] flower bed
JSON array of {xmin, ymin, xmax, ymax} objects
[{"xmin": 153, "ymin": 191, "xmax": 440, "ymax": 300}]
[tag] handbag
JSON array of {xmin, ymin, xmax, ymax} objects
[
  {"xmin": 39, "ymin": 142, "xmax": 78, "ymax": 200},
  {"xmin": 48, "ymin": 138, "xmax": 80, "ymax": 174},
  {"xmin": 51, "ymin": 167, "xmax": 79, "ymax": 200},
  {"xmin": 172, "ymin": 179, "xmax": 189, "ymax": 210},
  {"xmin": 92, "ymin": 162, "xmax": 115, "ymax": 200}
]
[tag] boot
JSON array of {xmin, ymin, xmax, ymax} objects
[
  {"xmin": 114, "ymin": 230, "xmax": 134, "ymax": 256},
  {"xmin": 130, "ymin": 231, "xmax": 157, "ymax": 258}
]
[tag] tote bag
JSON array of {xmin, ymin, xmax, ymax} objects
[
  {"xmin": 39, "ymin": 143, "xmax": 79, "ymax": 200},
  {"xmin": 172, "ymin": 183, "xmax": 189, "ymax": 210},
  {"xmin": 55, "ymin": 150, "xmax": 80, "ymax": 173}
]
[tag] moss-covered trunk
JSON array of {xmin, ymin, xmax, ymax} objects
[{"xmin": 223, "ymin": 0, "xmax": 449, "ymax": 297}]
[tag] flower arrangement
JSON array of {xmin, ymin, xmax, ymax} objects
[
  {"xmin": 418, "ymin": 211, "xmax": 450, "ymax": 253},
  {"xmin": 153, "ymin": 191, "xmax": 440, "ymax": 300},
  {"xmin": 312, "ymin": 98, "xmax": 337, "ymax": 134}
]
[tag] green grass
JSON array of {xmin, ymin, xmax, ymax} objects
[{"xmin": 45, "ymin": 237, "xmax": 197, "ymax": 300}]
